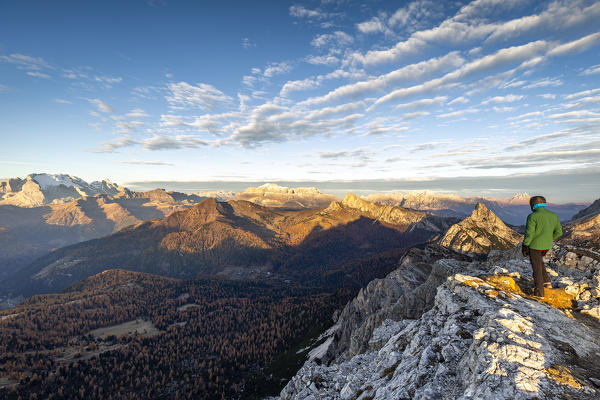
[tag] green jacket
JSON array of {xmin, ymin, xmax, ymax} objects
[{"xmin": 523, "ymin": 207, "xmax": 562, "ymax": 250}]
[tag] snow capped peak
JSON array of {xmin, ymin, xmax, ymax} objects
[
  {"xmin": 1, "ymin": 173, "xmax": 124, "ymax": 207},
  {"xmin": 29, "ymin": 173, "xmax": 83, "ymax": 190},
  {"xmin": 509, "ymin": 193, "xmax": 530, "ymax": 202}
]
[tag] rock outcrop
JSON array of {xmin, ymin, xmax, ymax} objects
[
  {"xmin": 438, "ymin": 203, "xmax": 523, "ymax": 255},
  {"xmin": 311, "ymin": 245, "xmax": 473, "ymax": 364},
  {"xmin": 279, "ymin": 245, "xmax": 600, "ymax": 400}
]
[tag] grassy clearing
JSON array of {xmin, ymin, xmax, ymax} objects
[{"xmin": 88, "ymin": 319, "xmax": 160, "ymax": 339}]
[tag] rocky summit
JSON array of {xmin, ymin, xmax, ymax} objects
[
  {"xmin": 438, "ymin": 203, "xmax": 523, "ymax": 255},
  {"xmin": 278, "ymin": 244, "xmax": 600, "ymax": 400}
]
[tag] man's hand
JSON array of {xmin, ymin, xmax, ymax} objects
[{"xmin": 522, "ymin": 244, "xmax": 530, "ymax": 257}]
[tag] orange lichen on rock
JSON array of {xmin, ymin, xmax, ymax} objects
[
  {"xmin": 546, "ymin": 365, "xmax": 584, "ymax": 390},
  {"xmin": 484, "ymin": 275, "xmax": 526, "ymax": 297},
  {"xmin": 481, "ymin": 275, "xmax": 574, "ymax": 309},
  {"xmin": 541, "ymin": 288, "xmax": 575, "ymax": 309}
]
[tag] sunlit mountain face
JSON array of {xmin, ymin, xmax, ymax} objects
[{"xmin": 1, "ymin": 0, "xmax": 599, "ymax": 199}]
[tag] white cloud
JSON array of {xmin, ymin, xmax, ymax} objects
[
  {"xmin": 311, "ymin": 31, "xmax": 353, "ymax": 48},
  {"xmin": 395, "ymin": 96, "xmax": 447, "ymax": 109},
  {"xmin": 402, "ymin": 111, "xmax": 430, "ymax": 119},
  {"xmin": 437, "ymin": 108, "xmax": 479, "ymax": 118},
  {"xmin": 523, "ymin": 77, "xmax": 563, "ymax": 89},
  {"xmin": 94, "ymin": 75, "xmax": 123, "ymax": 85},
  {"xmin": 280, "ymin": 78, "xmax": 320, "ymax": 97},
  {"xmin": 121, "ymin": 160, "xmax": 174, "ymax": 166},
  {"xmin": 357, "ymin": 17, "xmax": 388, "ymax": 34},
  {"xmin": 508, "ymin": 111, "xmax": 543, "ymax": 120},
  {"xmin": 126, "ymin": 108, "xmax": 149, "ymax": 118},
  {"xmin": 319, "ymin": 148, "xmax": 371, "ymax": 160},
  {"xmin": 305, "ymin": 101, "xmax": 365, "ymax": 120},
  {"xmin": 116, "ymin": 121, "xmax": 144, "ymax": 133},
  {"xmin": 564, "ymin": 88, "xmax": 600, "ymax": 100},
  {"xmin": 0, "ymin": 53, "xmax": 52, "ymax": 70},
  {"xmin": 289, "ymin": 5, "xmax": 326, "ymax": 19},
  {"xmin": 54, "ymin": 98, "xmax": 72, "ymax": 104},
  {"xmin": 448, "ymin": 96, "xmax": 468, "ymax": 105},
  {"xmin": 93, "ymin": 136, "xmax": 138, "ymax": 153},
  {"xmin": 27, "ymin": 71, "xmax": 51, "ymax": 79},
  {"xmin": 166, "ymin": 81, "xmax": 232, "ymax": 110},
  {"xmin": 305, "ymin": 55, "xmax": 339, "ymax": 66},
  {"xmin": 242, "ymin": 37, "xmax": 255, "ymax": 49},
  {"xmin": 581, "ymin": 64, "xmax": 600, "ymax": 76},
  {"xmin": 486, "ymin": 0, "xmax": 600, "ymax": 42},
  {"xmin": 302, "ymin": 51, "xmax": 464, "ymax": 107},
  {"xmin": 538, "ymin": 93, "xmax": 556, "ymax": 99},
  {"xmin": 481, "ymin": 94, "xmax": 524, "ymax": 104},
  {"xmin": 549, "ymin": 110, "xmax": 600, "ymax": 119},
  {"xmin": 492, "ymin": 106, "xmax": 515, "ymax": 112},
  {"xmin": 548, "ymin": 32, "xmax": 600, "ymax": 57},
  {"xmin": 349, "ymin": 0, "xmax": 600, "ymax": 67},
  {"xmin": 142, "ymin": 134, "xmax": 208, "ymax": 150},
  {"xmin": 372, "ymin": 40, "xmax": 549, "ymax": 107},
  {"xmin": 263, "ymin": 62, "xmax": 292, "ymax": 78},
  {"xmin": 88, "ymin": 98, "xmax": 115, "ymax": 113}
]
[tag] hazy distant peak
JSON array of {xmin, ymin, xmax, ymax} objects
[
  {"xmin": 495, "ymin": 192, "xmax": 530, "ymax": 205},
  {"xmin": 244, "ymin": 183, "xmax": 323, "ymax": 195},
  {"xmin": 233, "ymin": 183, "xmax": 336, "ymax": 210}
]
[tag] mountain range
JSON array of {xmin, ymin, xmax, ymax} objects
[
  {"xmin": 0, "ymin": 175, "xmax": 209, "ymax": 280},
  {"xmin": 365, "ymin": 192, "xmax": 587, "ymax": 225},
  {"xmin": 1, "ymin": 174, "xmax": 598, "ymax": 399},
  {"xmin": 4, "ymin": 193, "xmax": 458, "ymax": 297}
]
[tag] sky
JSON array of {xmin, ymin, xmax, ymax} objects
[{"xmin": 1, "ymin": 0, "xmax": 599, "ymax": 200}]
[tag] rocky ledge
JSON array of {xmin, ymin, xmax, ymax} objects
[{"xmin": 278, "ymin": 245, "xmax": 600, "ymax": 400}]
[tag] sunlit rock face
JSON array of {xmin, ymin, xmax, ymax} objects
[
  {"xmin": 438, "ymin": 203, "xmax": 523, "ymax": 255},
  {"xmin": 278, "ymin": 246, "xmax": 600, "ymax": 400},
  {"xmin": 339, "ymin": 193, "xmax": 427, "ymax": 226}
]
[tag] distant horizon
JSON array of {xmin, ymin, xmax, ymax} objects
[{"xmin": 124, "ymin": 167, "xmax": 599, "ymax": 203}]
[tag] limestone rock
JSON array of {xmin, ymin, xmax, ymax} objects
[
  {"xmin": 438, "ymin": 203, "xmax": 523, "ymax": 255},
  {"xmin": 278, "ymin": 244, "xmax": 600, "ymax": 400}
]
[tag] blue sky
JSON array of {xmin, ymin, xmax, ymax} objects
[{"xmin": 1, "ymin": 0, "xmax": 599, "ymax": 199}]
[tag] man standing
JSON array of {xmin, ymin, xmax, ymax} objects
[{"xmin": 522, "ymin": 195, "xmax": 563, "ymax": 297}]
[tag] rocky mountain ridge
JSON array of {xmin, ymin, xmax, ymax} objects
[
  {"xmin": 278, "ymin": 244, "xmax": 600, "ymax": 400},
  {"xmin": 561, "ymin": 199, "xmax": 600, "ymax": 252},
  {"xmin": 4, "ymin": 195, "xmax": 456, "ymax": 297},
  {"xmin": 572, "ymin": 198, "xmax": 600, "ymax": 221},
  {"xmin": 438, "ymin": 203, "xmax": 523, "ymax": 255},
  {"xmin": 364, "ymin": 192, "xmax": 587, "ymax": 225},
  {"xmin": 0, "ymin": 187, "xmax": 209, "ymax": 281}
]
